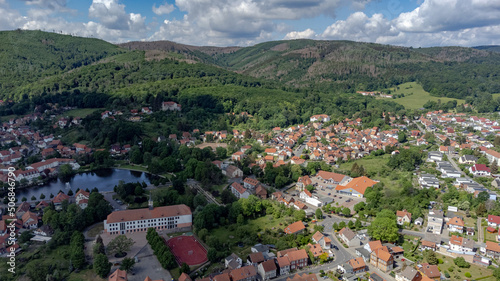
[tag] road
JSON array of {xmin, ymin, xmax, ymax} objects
[
  {"xmin": 400, "ymin": 229, "xmax": 450, "ymax": 244},
  {"xmin": 293, "ymin": 136, "xmax": 311, "ymax": 157},
  {"xmin": 478, "ymin": 217, "xmax": 484, "ymax": 243},
  {"xmin": 447, "ymin": 156, "xmax": 469, "ymax": 179}
]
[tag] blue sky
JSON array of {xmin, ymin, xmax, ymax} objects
[{"xmin": 1, "ymin": 0, "xmax": 500, "ymax": 47}]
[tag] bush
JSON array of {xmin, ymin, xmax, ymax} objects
[
  {"xmin": 448, "ymin": 266, "xmax": 454, "ymax": 272},
  {"xmin": 444, "ymin": 271, "xmax": 450, "ymax": 278},
  {"xmin": 454, "ymin": 257, "xmax": 471, "ymax": 268},
  {"xmin": 464, "ymin": 272, "xmax": 471, "ymax": 278},
  {"xmin": 437, "ymin": 258, "xmax": 444, "ymax": 264}
]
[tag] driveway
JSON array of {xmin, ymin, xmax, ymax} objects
[{"xmin": 127, "ymin": 244, "xmax": 172, "ymax": 281}]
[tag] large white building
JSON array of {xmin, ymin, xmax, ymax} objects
[{"xmin": 104, "ymin": 204, "xmax": 192, "ymax": 235}]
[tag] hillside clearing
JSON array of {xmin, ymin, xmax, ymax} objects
[{"xmin": 383, "ymin": 82, "xmax": 465, "ymax": 110}]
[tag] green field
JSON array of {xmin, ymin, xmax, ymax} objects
[
  {"xmin": 384, "ymin": 82, "xmax": 465, "ymax": 110},
  {"xmin": 437, "ymin": 253, "xmax": 494, "ymax": 281},
  {"xmin": 338, "ymin": 154, "xmax": 411, "ymax": 191},
  {"xmin": 63, "ymin": 108, "xmax": 103, "ymax": 118}
]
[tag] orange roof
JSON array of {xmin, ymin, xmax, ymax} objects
[
  {"xmin": 316, "ymin": 170, "xmax": 347, "ymax": 182},
  {"xmin": 303, "ymin": 189, "xmax": 312, "ymax": 197},
  {"xmin": 284, "ymin": 221, "xmax": 306, "ymax": 234},
  {"xmin": 308, "ymin": 243, "xmax": 323, "ymax": 257},
  {"xmin": 368, "ymin": 240, "xmax": 383, "ymax": 251},
  {"xmin": 336, "ymin": 176, "xmax": 377, "ymax": 195},
  {"xmin": 109, "ymin": 269, "xmax": 127, "ymax": 281},
  {"xmin": 486, "ymin": 241, "xmax": 500, "ymax": 253},
  {"xmin": 213, "ymin": 273, "xmax": 231, "ymax": 281},
  {"xmin": 312, "ymin": 231, "xmax": 324, "ymax": 242},
  {"xmin": 277, "ymin": 256, "xmax": 290, "ymax": 267},
  {"xmin": 179, "ymin": 273, "xmax": 191, "ymax": 281},
  {"xmin": 230, "ymin": 265, "xmax": 257, "ymax": 281},
  {"xmin": 52, "ymin": 192, "xmax": 70, "ymax": 204},
  {"xmin": 396, "ymin": 210, "xmax": 411, "ymax": 220},
  {"xmin": 447, "ymin": 216, "xmax": 464, "ymax": 227},
  {"xmin": 372, "ymin": 247, "xmax": 392, "ymax": 262},
  {"xmin": 285, "ymin": 248, "xmax": 308, "ymax": 262},
  {"xmin": 106, "ymin": 204, "xmax": 191, "ymax": 224},
  {"xmin": 348, "ymin": 257, "xmax": 366, "ymax": 271}
]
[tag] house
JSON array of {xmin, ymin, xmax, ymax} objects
[
  {"xmin": 427, "ymin": 209, "xmax": 444, "ymax": 234},
  {"xmin": 75, "ymin": 189, "xmax": 90, "ymax": 209},
  {"xmin": 459, "ymin": 155, "xmax": 478, "ymax": 165},
  {"xmin": 335, "ymin": 176, "xmax": 377, "ymax": 198},
  {"xmin": 230, "ymin": 265, "xmax": 258, "ymax": 281},
  {"xmin": 225, "ymin": 253, "xmax": 243, "ymax": 269},
  {"xmin": 179, "ymin": 273, "xmax": 191, "ymax": 281},
  {"xmin": 232, "ymin": 151, "xmax": 245, "ymax": 162},
  {"xmin": 370, "ymin": 247, "xmax": 394, "ymax": 272},
  {"xmin": 33, "ymin": 225, "xmax": 54, "ymax": 237},
  {"xmin": 231, "ymin": 182, "xmax": 250, "ymax": 199},
  {"xmin": 21, "ymin": 211, "xmax": 38, "ymax": 229},
  {"xmin": 308, "ymin": 243, "xmax": 324, "ymax": 258},
  {"xmin": 483, "ymin": 241, "xmax": 500, "ymax": 259},
  {"xmin": 277, "ymin": 256, "xmax": 291, "ymax": 275},
  {"xmin": 16, "ymin": 202, "xmax": 31, "ymax": 219},
  {"xmin": 225, "ymin": 165, "xmax": 243, "ymax": 178},
  {"xmin": 299, "ymin": 190, "xmax": 322, "ymax": 207},
  {"xmin": 161, "ymin": 101, "xmax": 181, "ymax": 111},
  {"xmin": 469, "ymin": 164, "xmax": 491, "ymax": 177},
  {"xmin": 364, "ymin": 240, "xmax": 383, "ymax": 253},
  {"xmin": 258, "ymin": 259, "xmax": 277, "ymax": 280},
  {"xmin": 396, "ymin": 210, "xmax": 412, "ymax": 225},
  {"xmin": 311, "ymin": 231, "xmax": 331, "ymax": 249},
  {"xmin": 420, "ymin": 240, "xmax": 437, "ymax": 251},
  {"xmin": 488, "ymin": 215, "xmax": 500, "ymax": 228},
  {"xmin": 396, "ymin": 267, "xmax": 422, "ymax": 281},
  {"xmin": 338, "ymin": 257, "xmax": 367, "ymax": 275},
  {"xmin": 310, "ymin": 114, "xmax": 330, "ymax": 123},
  {"xmin": 213, "ymin": 273, "xmax": 231, "ymax": 281},
  {"xmin": 109, "ymin": 269, "xmax": 127, "ymax": 281},
  {"xmin": 247, "ymin": 252, "xmax": 265, "ymax": 266},
  {"xmin": 243, "ymin": 177, "xmax": 260, "ymax": 190},
  {"xmin": 296, "ymin": 175, "xmax": 312, "ymax": 191},
  {"xmin": 427, "ymin": 151, "xmax": 443, "ymax": 162},
  {"xmin": 255, "ymin": 185, "xmax": 268, "ymax": 199},
  {"xmin": 415, "ymin": 217, "xmax": 424, "ymax": 226},
  {"xmin": 278, "ymin": 248, "xmax": 308, "ymax": 270},
  {"xmin": 284, "ymin": 221, "xmax": 306, "ymax": 235},
  {"xmin": 418, "ymin": 263, "xmax": 440, "ymax": 281},
  {"xmin": 447, "ymin": 216, "xmax": 465, "ymax": 234},
  {"xmin": 286, "ymin": 273, "xmax": 318, "ymax": 281},
  {"xmin": 338, "ymin": 227, "xmax": 360, "ymax": 247},
  {"xmin": 449, "ymin": 235, "xmax": 474, "ymax": 252}
]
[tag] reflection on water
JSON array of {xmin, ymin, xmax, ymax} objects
[{"xmin": 16, "ymin": 168, "xmax": 151, "ymax": 200}]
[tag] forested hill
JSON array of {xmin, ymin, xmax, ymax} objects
[
  {"xmin": 0, "ymin": 30, "xmax": 122, "ymax": 97},
  {"xmin": 123, "ymin": 39, "xmax": 500, "ymax": 100},
  {"xmin": 3, "ymin": 30, "xmax": 500, "ymax": 106}
]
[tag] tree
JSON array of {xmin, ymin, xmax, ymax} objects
[
  {"xmin": 443, "ymin": 138, "xmax": 451, "ymax": 146},
  {"xmin": 94, "ymin": 254, "xmax": 111, "ymax": 278},
  {"xmin": 453, "ymin": 257, "xmax": 470, "ymax": 268},
  {"xmin": 426, "ymin": 250, "xmax": 438, "ymax": 265},
  {"xmin": 67, "ymin": 189, "xmax": 74, "ymax": 196},
  {"xmin": 332, "ymin": 222, "xmax": 339, "ymax": 231},
  {"xmin": 106, "ymin": 235, "xmax": 135, "ymax": 256},
  {"xmin": 398, "ymin": 132, "xmax": 407, "ymax": 143},
  {"xmin": 315, "ymin": 209, "xmax": 323, "ymax": 220},
  {"xmin": 31, "ymin": 195, "xmax": 36, "ymax": 201},
  {"xmin": 342, "ymin": 207, "xmax": 351, "ymax": 217},
  {"xmin": 120, "ymin": 257, "xmax": 136, "ymax": 272},
  {"xmin": 355, "ymin": 219, "xmax": 362, "ymax": 229},
  {"xmin": 19, "ymin": 230, "xmax": 33, "ymax": 243},
  {"xmin": 492, "ymin": 161, "xmax": 498, "ymax": 174},
  {"xmin": 180, "ymin": 262, "xmax": 190, "ymax": 274},
  {"xmin": 39, "ymin": 193, "xmax": 45, "ymax": 200},
  {"xmin": 348, "ymin": 220, "xmax": 355, "ymax": 229},
  {"xmin": 58, "ymin": 164, "xmax": 75, "ymax": 180},
  {"xmin": 368, "ymin": 213, "xmax": 399, "ymax": 242},
  {"xmin": 207, "ymin": 247, "xmax": 218, "ymax": 263},
  {"xmin": 22, "ymin": 197, "xmax": 27, "ymax": 202},
  {"xmin": 493, "ymin": 267, "xmax": 500, "ymax": 280}
]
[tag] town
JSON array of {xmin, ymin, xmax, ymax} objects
[{"xmin": 2, "ymin": 101, "xmax": 500, "ymax": 281}]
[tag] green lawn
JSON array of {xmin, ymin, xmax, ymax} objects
[
  {"xmin": 62, "ymin": 108, "xmax": 103, "ymax": 118},
  {"xmin": 484, "ymin": 227, "xmax": 498, "ymax": 242},
  {"xmin": 436, "ymin": 253, "xmax": 494, "ymax": 281},
  {"xmin": 87, "ymin": 222, "xmax": 104, "ymax": 238},
  {"xmin": 338, "ymin": 154, "xmax": 410, "ymax": 191},
  {"xmin": 383, "ymin": 82, "xmax": 465, "ymax": 110}
]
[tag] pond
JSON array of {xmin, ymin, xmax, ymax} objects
[{"xmin": 16, "ymin": 168, "xmax": 152, "ymax": 200}]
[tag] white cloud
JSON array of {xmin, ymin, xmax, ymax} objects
[
  {"xmin": 284, "ymin": 29, "xmax": 316, "ymax": 40},
  {"xmin": 89, "ymin": 0, "xmax": 146, "ymax": 33},
  {"xmin": 321, "ymin": 12, "xmax": 396, "ymax": 42},
  {"xmin": 394, "ymin": 0, "xmax": 500, "ymax": 32},
  {"xmin": 152, "ymin": 3, "xmax": 175, "ymax": 15}
]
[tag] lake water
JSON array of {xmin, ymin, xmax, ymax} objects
[{"xmin": 16, "ymin": 168, "xmax": 152, "ymax": 200}]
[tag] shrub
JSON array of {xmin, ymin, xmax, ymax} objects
[
  {"xmin": 444, "ymin": 271, "xmax": 450, "ymax": 278},
  {"xmin": 464, "ymin": 272, "xmax": 471, "ymax": 278},
  {"xmin": 454, "ymin": 257, "xmax": 471, "ymax": 268},
  {"xmin": 438, "ymin": 258, "xmax": 444, "ymax": 264},
  {"xmin": 448, "ymin": 266, "xmax": 454, "ymax": 272}
]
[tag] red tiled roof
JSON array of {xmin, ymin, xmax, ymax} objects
[
  {"xmin": 489, "ymin": 215, "xmax": 500, "ymax": 225},
  {"xmin": 284, "ymin": 221, "xmax": 306, "ymax": 234},
  {"xmin": 336, "ymin": 176, "xmax": 377, "ymax": 195},
  {"xmin": 106, "ymin": 204, "xmax": 191, "ymax": 224}
]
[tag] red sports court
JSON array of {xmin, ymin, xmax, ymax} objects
[{"xmin": 166, "ymin": 235, "xmax": 208, "ymax": 266}]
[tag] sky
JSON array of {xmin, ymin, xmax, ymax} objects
[{"xmin": 1, "ymin": 0, "xmax": 500, "ymax": 47}]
